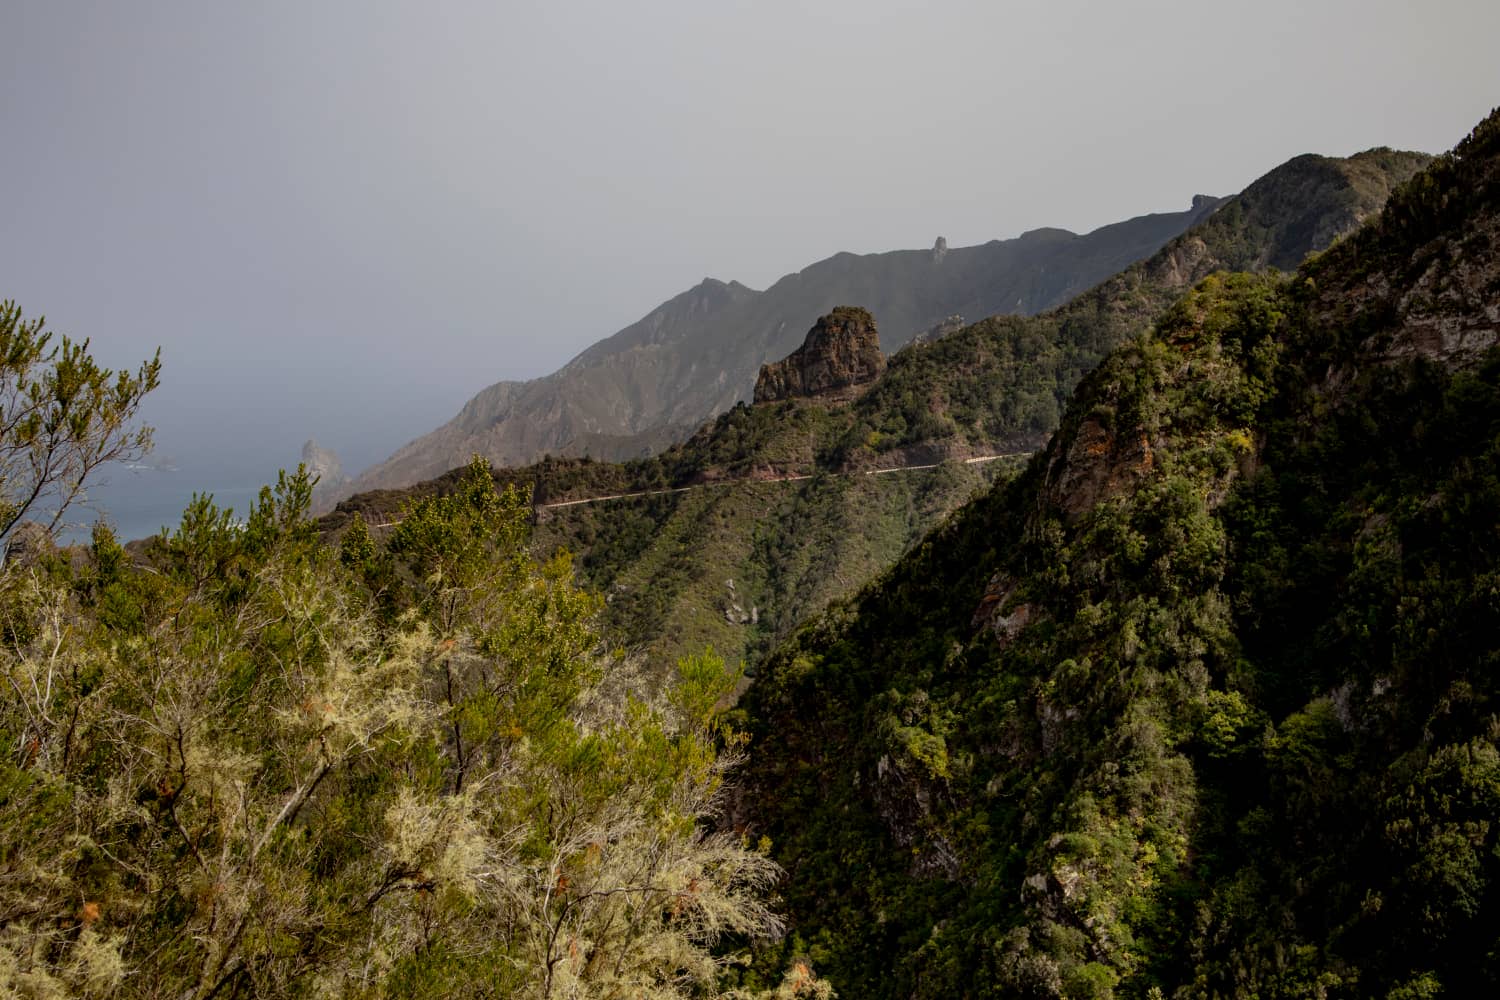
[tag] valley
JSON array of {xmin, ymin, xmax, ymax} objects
[{"xmin": 3, "ymin": 11, "xmax": 1494, "ymax": 991}]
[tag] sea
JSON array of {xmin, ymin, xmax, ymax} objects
[{"xmin": 57, "ymin": 466, "xmax": 271, "ymax": 546}]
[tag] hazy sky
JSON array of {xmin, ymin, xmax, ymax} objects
[{"xmin": 2, "ymin": 0, "xmax": 1497, "ymax": 484}]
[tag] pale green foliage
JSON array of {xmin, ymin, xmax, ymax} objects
[
  {"xmin": 726, "ymin": 961, "xmax": 837, "ymax": 1000},
  {"xmin": 0, "ymin": 458, "xmax": 798, "ymax": 998},
  {"xmin": 0, "ymin": 927, "xmax": 125, "ymax": 999}
]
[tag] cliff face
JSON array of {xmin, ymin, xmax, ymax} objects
[{"xmin": 752, "ymin": 307, "xmax": 886, "ymax": 403}]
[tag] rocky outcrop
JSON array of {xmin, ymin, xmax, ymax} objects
[
  {"xmin": 302, "ymin": 439, "xmax": 352, "ymax": 510},
  {"xmin": 722, "ymin": 578, "xmax": 759, "ymax": 626},
  {"xmin": 972, "ymin": 571, "xmax": 1039, "ymax": 647},
  {"xmin": 753, "ymin": 307, "xmax": 887, "ymax": 404},
  {"xmin": 1045, "ymin": 420, "xmax": 1156, "ymax": 524},
  {"xmin": 302, "ymin": 439, "xmax": 348, "ymax": 490}
]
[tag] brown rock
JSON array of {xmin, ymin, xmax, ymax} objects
[
  {"xmin": 753, "ymin": 307, "xmax": 886, "ymax": 404},
  {"xmin": 973, "ymin": 571, "xmax": 1039, "ymax": 647},
  {"xmin": 1045, "ymin": 417, "xmax": 1156, "ymax": 523}
]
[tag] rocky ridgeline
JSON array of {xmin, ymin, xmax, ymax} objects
[{"xmin": 753, "ymin": 306, "xmax": 886, "ymax": 403}]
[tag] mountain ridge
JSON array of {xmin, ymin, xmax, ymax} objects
[
  {"xmin": 322, "ymin": 145, "xmax": 1430, "ymax": 703},
  {"xmin": 334, "ymin": 198, "xmax": 1227, "ymax": 501},
  {"xmin": 731, "ymin": 115, "xmax": 1496, "ymax": 997}
]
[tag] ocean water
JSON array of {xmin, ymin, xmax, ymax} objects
[{"xmin": 57, "ymin": 468, "xmax": 271, "ymax": 546}]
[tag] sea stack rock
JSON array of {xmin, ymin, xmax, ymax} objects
[
  {"xmin": 753, "ymin": 306, "xmax": 887, "ymax": 404},
  {"xmin": 301, "ymin": 439, "xmax": 347, "ymax": 487}
]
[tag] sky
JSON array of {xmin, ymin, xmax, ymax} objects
[{"xmin": 2, "ymin": 0, "xmax": 1497, "ymax": 488}]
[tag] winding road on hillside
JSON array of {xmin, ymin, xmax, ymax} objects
[
  {"xmin": 368, "ymin": 452, "xmax": 1033, "ymax": 528},
  {"xmin": 536, "ymin": 452, "xmax": 1030, "ymax": 510},
  {"xmin": 369, "ymin": 452, "xmax": 1038, "ymax": 530}
]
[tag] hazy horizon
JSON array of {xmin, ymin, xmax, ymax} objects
[{"xmin": 3, "ymin": 0, "xmax": 1498, "ymax": 493}]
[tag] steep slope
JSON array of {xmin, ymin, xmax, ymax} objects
[
  {"xmin": 734, "ymin": 113, "xmax": 1498, "ymax": 997},
  {"xmin": 324, "ymin": 148, "xmax": 1428, "ymax": 686},
  {"xmin": 341, "ymin": 200, "xmax": 1225, "ymax": 497}
]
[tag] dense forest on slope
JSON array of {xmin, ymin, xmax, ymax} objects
[
  {"xmin": 735, "ymin": 111, "xmax": 1500, "ymax": 998},
  {"xmin": 323, "ymin": 148, "xmax": 1427, "ymax": 683}
]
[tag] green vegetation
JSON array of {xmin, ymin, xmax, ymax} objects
[
  {"xmin": 0, "ymin": 117, "xmax": 1464, "ymax": 999},
  {"xmin": 0, "ymin": 301, "xmax": 160, "ymax": 542},
  {"xmin": 0, "ymin": 440, "xmax": 834, "ymax": 997},
  {"xmin": 829, "ymin": 148, "xmax": 1430, "ymax": 469},
  {"xmin": 326, "ymin": 383, "xmax": 1015, "ymax": 682},
  {"xmin": 323, "ymin": 143, "xmax": 1427, "ymax": 695},
  {"xmin": 735, "ymin": 112, "xmax": 1499, "ymax": 997},
  {"xmin": 551, "ymin": 462, "xmax": 1008, "ymax": 678}
]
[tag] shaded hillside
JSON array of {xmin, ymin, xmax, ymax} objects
[
  {"xmin": 325, "ymin": 149, "xmax": 1428, "ymax": 683},
  {"xmin": 340, "ymin": 198, "xmax": 1225, "ymax": 498},
  {"xmin": 735, "ymin": 113, "xmax": 1498, "ymax": 997}
]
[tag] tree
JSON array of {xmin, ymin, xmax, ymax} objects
[
  {"xmin": 0, "ymin": 300, "xmax": 160, "ymax": 544},
  {"xmin": 0, "ymin": 460, "xmax": 813, "ymax": 998}
]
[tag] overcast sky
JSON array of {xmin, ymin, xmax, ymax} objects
[{"xmin": 2, "ymin": 0, "xmax": 1497, "ymax": 483}]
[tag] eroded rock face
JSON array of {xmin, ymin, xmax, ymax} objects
[
  {"xmin": 972, "ymin": 572, "xmax": 1039, "ymax": 647},
  {"xmin": 753, "ymin": 307, "xmax": 887, "ymax": 404},
  {"xmin": 1045, "ymin": 418, "xmax": 1156, "ymax": 523},
  {"xmin": 1370, "ymin": 221, "xmax": 1500, "ymax": 367}
]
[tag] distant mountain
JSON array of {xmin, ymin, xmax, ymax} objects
[
  {"xmin": 733, "ymin": 119, "xmax": 1494, "ymax": 996},
  {"xmin": 336, "ymin": 198, "xmax": 1228, "ymax": 499},
  {"xmin": 323, "ymin": 146, "xmax": 1429, "ymax": 683}
]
